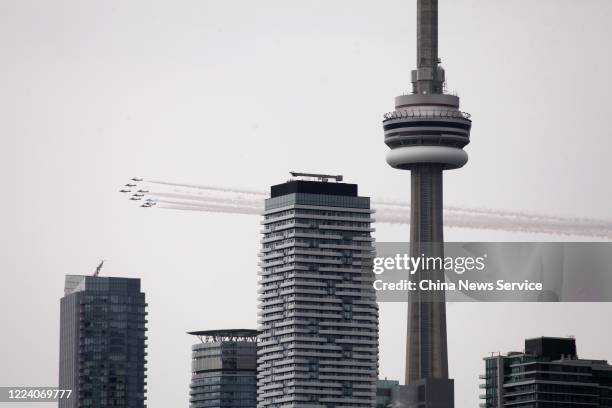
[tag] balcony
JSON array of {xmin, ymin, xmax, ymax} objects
[{"xmin": 383, "ymin": 109, "xmax": 471, "ymax": 121}]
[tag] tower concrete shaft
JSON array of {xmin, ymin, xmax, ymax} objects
[{"xmin": 406, "ymin": 164, "xmax": 449, "ymax": 384}]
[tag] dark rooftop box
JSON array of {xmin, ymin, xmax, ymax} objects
[
  {"xmin": 271, "ymin": 180, "xmax": 358, "ymax": 198},
  {"xmin": 525, "ymin": 337, "xmax": 577, "ymax": 360}
]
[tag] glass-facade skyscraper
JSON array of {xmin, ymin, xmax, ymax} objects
[
  {"xmin": 481, "ymin": 337, "xmax": 612, "ymax": 407},
  {"xmin": 257, "ymin": 176, "xmax": 379, "ymax": 407},
  {"xmin": 188, "ymin": 329, "xmax": 258, "ymax": 408},
  {"xmin": 58, "ymin": 275, "xmax": 147, "ymax": 408}
]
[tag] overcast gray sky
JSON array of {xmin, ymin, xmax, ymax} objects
[{"xmin": 1, "ymin": 0, "xmax": 611, "ymax": 406}]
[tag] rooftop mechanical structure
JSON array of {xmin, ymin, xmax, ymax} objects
[{"xmin": 382, "ymin": 1, "xmax": 472, "ymax": 407}]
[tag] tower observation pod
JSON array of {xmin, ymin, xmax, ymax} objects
[
  {"xmin": 383, "ymin": 1, "xmax": 471, "ymax": 407},
  {"xmin": 383, "ymin": 93, "xmax": 471, "ymax": 171}
]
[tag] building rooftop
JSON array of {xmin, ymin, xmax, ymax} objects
[
  {"xmin": 63, "ymin": 274, "xmax": 142, "ymax": 295},
  {"xmin": 270, "ymin": 180, "xmax": 358, "ymax": 198}
]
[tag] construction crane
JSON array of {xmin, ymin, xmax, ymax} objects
[{"xmin": 93, "ymin": 260, "xmax": 104, "ymax": 277}]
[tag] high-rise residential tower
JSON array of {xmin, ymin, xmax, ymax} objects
[
  {"xmin": 188, "ymin": 329, "xmax": 258, "ymax": 408},
  {"xmin": 481, "ymin": 337, "xmax": 612, "ymax": 407},
  {"xmin": 59, "ymin": 275, "xmax": 147, "ymax": 408},
  {"xmin": 257, "ymin": 173, "xmax": 379, "ymax": 407},
  {"xmin": 382, "ymin": 1, "xmax": 472, "ymax": 406}
]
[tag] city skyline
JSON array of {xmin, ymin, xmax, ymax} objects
[
  {"xmin": 2, "ymin": 1, "xmax": 612, "ymax": 407},
  {"xmin": 50, "ymin": 265, "xmax": 612, "ymax": 408}
]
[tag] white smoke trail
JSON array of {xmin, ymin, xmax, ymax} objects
[
  {"xmin": 146, "ymin": 191, "xmax": 262, "ymax": 206},
  {"xmin": 145, "ymin": 179, "xmax": 599, "ymax": 223},
  {"xmin": 158, "ymin": 204, "xmax": 258, "ymax": 216},
  {"xmin": 147, "ymin": 180, "xmax": 264, "ymax": 195},
  {"xmin": 124, "ymin": 179, "xmax": 612, "ymax": 238},
  {"xmin": 147, "ymin": 180, "xmax": 594, "ymax": 223}
]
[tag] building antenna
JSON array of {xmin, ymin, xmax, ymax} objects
[{"xmin": 93, "ymin": 260, "xmax": 105, "ymax": 277}]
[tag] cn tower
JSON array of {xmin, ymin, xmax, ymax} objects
[{"xmin": 382, "ymin": 0, "xmax": 471, "ymax": 406}]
